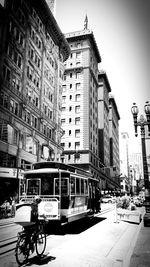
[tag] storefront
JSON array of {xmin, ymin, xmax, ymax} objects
[{"xmin": 0, "ymin": 167, "xmax": 24, "ymax": 204}]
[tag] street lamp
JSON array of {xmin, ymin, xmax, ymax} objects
[{"xmin": 131, "ymin": 101, "xmax": 150, "ymax": 226}]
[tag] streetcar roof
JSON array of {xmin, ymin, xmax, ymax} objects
[
  {"xmin": 24, "ymin": 168, "xmax": 90, "ymax": 179},
  {"xmin": 24, "ymin": 161, "xmax": 98, "ymax": 181}
]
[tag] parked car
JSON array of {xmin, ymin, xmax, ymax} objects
[{"xmin": 101, "ymin": 195, "xmax": 115, "ymax": 203}]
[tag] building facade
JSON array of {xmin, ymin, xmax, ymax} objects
[
  {"xmin": 0, "ymin": 0, "xmax": 70, "ymax": 203},
  {"xmin": 98, "ymin": 71, "xmax": 111, "ymax": 167},
  {"xmin": 109, "ymin": 94, "xmax": 120, "ymax": 172},
  {"xmin": 60, "ymin": 19, "xmax": 120, "ymax": 191}
]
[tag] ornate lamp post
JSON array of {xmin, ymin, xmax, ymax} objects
[{"xmin": 131, "ymin": 101, "xmax": 150, "ymax": 226}]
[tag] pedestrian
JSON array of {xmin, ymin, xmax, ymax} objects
[
  {"xmin": 95, "ymin": 187, "xmax": 101, "ymax": 213},
  {"xmin": 11, "ymin": 197, "xmax": 16, "ymax": 217}
]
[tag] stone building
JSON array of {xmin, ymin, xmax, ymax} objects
[
  {"xmin": 60, "ymin": 17, "xmax": 120, "ymax": 191},
  {"xmin": 0, "ymin": 0, "xmax": 70, "ymax": 202}
]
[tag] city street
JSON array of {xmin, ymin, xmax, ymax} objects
[{"xmin": 0, "ymin": 204, "xmax": 149, "ymax": 267}]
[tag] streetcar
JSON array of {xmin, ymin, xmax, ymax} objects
[{"xmin": 16, "ymin": 161, "xmax": 99, "ymax": 226}]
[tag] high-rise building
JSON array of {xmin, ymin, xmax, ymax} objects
[
  {"xmin": 98, "ymin": 71, "xmax": 111, "ymax": 167},
  {"xmin": 109, "ymin": 94, "xmax": 120, "ymax": 174},
  {"xmin": 0, "ymin": 0, "xmax": 70, "ymax": 202},
  {"xmin": 61, "ymin": 19, "xmax": 101, "ymax": 177},
  {"xmin": 60, "ymin": 18, "xmax": 120, "ymax": 191}
]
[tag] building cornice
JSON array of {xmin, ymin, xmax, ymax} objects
[
  {"xmin": 65, "ymin": 29, "xmax": 101, "ymax": 63},
  {"xmin": 98, "ymin": 71, "xmax": 111, "ymax": 93}
]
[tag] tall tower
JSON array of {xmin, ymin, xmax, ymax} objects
[{"xmin": 60, "ymin": 19, "xmax": 102, "ymax": 179}]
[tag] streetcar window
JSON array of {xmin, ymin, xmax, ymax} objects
[
  {"xmin": 70, "ymin": 176, "xmax": 75, "ymax": 194},
  {"xmin": 76, "ymin": 178, "xmax": 80, "ymax": 194},
  {"xmin": 81, "ymin": 179, "xmax": 84, "ymax": 194},
  {"xmin": 55, "ymin": 178, "xmax": 60, "ymax": 195},
  {"xmin": 41, "ymin": 177, "xmax": 53, "ymax": 195},
  {"xmin": 27, "ymin": 179, "xmax": 40, "ymax": 195},
  {"xmin": 54, "ymin": 178, "xmax": 68, "ymax": 195},
  {"xmin": 85, "ymin": 180, "xmax": 88, "ymax": 194},
  {"xmin": 61, "ymin": 178, "xmax": 68, "ymax": 195}
]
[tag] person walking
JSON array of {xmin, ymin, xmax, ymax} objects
[{"xmin": 95, "ymin": 187, "xmax": 101, "ymax": 213}]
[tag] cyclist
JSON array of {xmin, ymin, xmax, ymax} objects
[
  {"xmin": 23, "ymin": 196, "xmax": 42, "ymax": 251},
  {"xmin": 31, "ymin": 195, "xmax": 42, "ymax": 223}
]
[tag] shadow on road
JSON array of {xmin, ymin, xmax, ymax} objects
[
  {"xmin": 26, "ymin": 254, "xmax": 56, "ymax": 266},
  {"xmin": 45, "ymin": 216, "xmax": 106, "ymax": 235}
]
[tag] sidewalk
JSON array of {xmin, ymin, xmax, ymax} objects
[
  {"xmin": 1, "ymin": 206, "xmax": 150, "ymax": 267},
  {"xmin": 37, "ymin": 208, "xmax": 148, "ymax": 267},
  {"xmin": 129, "ymin": 222, "xmax": 150, "ymax": 267}
]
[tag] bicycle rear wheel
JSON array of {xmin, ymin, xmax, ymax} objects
[
  {"xmin": 35, "ymin": 231, "xmax": 46, "ymax": 256},
  {"xmin": 15, "ymin": 233, "xmax": 29, "ymax": 265}
]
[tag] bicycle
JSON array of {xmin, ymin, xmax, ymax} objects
[{"xmin": 15, "ymin": 220, "xmax": 47, "ymax": 266}]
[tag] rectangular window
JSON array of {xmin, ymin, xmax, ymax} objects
[
  {"xmin": 76, "ymin": 52, "xmax": 81, "ymax": 58},
  {"xmin": 62, "ymin": 96, "xmax": 66, "ymax": 103},
  {"xmin": 76, "ymin": 178, "xmax": 80, "ymax": 194},
  {"xmin": 76, "ymin": 72, "xmax": 81, "ymax": 79},
  {"xmin": 75, "ymin": 129, "xmax": 80, "ymax": 137},
  {"xmin": 75, "ymin": 105, "xmax": 80, "ymax": 113},
  {"xmin": 62, "ymin": 85, "xmax": 66, "ymax": 92},
  {"xmin": 75, "ymin": 94, "xmax": 80, "ymax": 102},
  {"xmin": 75, "ymin": 142, "xmax": 80, "ymax": 149},
  {"xmin": 75, "ymin": 117, "xmax": 80, "ymax": 125}
]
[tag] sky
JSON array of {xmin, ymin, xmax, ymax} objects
[{"xmin": 55, "ymin": 0, "xmax": 150, "ymax": 154}]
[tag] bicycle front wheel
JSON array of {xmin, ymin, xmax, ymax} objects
[
  {"xmin": 15, "ymin": 234, "xmax": 29, "ymax": 265},
  {"xmin": 35, "ymin": 231, "xmax": 46, "ymax": 256}
]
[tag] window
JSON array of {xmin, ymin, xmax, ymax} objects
[
  {"xmin": 75, "ymin": 117, "xmax": 80, "ymax": 125},
  {"xmin": 61, "ymin": 107, "xmax": 66, "ymax": 112},
  {"xmin": 76, "ymin": 72, "xmax": 81, "ymax": 79},
  {"xmin": 62, "ymin": 96, "xmax": 66, "ymax": 103},
  {"xmin": 10, "ymin": 99, "xmax": 19, "ymax": 115},
  {"xmin": 76, "ymin": 52, "xmax": 81, "ymax": 58},
  {"xmin": 75, "ymin": 94, "xmax": 80, "ymax": 102},
  {"xmin": 75, "ymin": 129, "xmax": 80, "ymax": 137},
  {"xmin": 75, "ymin": 105, "xmax": 80, "ymax": 113},
  {"xmin": 3, "ymin": 65, "xmax": 10, "ymax": 82},
  {"xmin": 70, "ymin": 177, "xmax": 75, "ymax": 194},
  {"xmin": 70, "ymin": 73, "xmax": 72, "ymax": 78},
  {"xmin": 12, "ymin": 75, "xmax": 21, "ymax": 91},
  {"xmin": 31, "ymin": 115, "xmax": 38, "ymax": 129},
  {"xmin": 76, "ymin": 178, "xmax": 80, "ymax": 194},
  {"xmin": 69, "ymin": 118, "xmax": 72, "ymax": 123},
  {"xmin": 61, "ymin": 143, "xmax": 65, "ymax": 148},
  {"xmin": 75, "ymin": 142, "xmax": 80, "ymax": 149},
  {"xmin": 69, "ymin": 130, "xmax": 71, "ymax": 135},
  {"xmin": 77, "ymin": 43, "xmax": 81, "ymax": 48},
  {"xmin": 61, "ymin": 119, "xmax": 66, "ymax": 125},
  {"xmin": 69, "ymin": 106, "xmax": 72, "ymax": 111},
  {"xmin": 25, "ymin": 136, "xmax": 37, "ymax": 155},
  {"xmin": 62, "ymin": 85, "xmax": 66, "ymax": 92},
  {"xmin": 70, "ymin": 84, "xmax": 72, "ymax": 89},
  {"xmin": 81, "ymin": 179, "xmax": 84, "ymax": 194}
]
